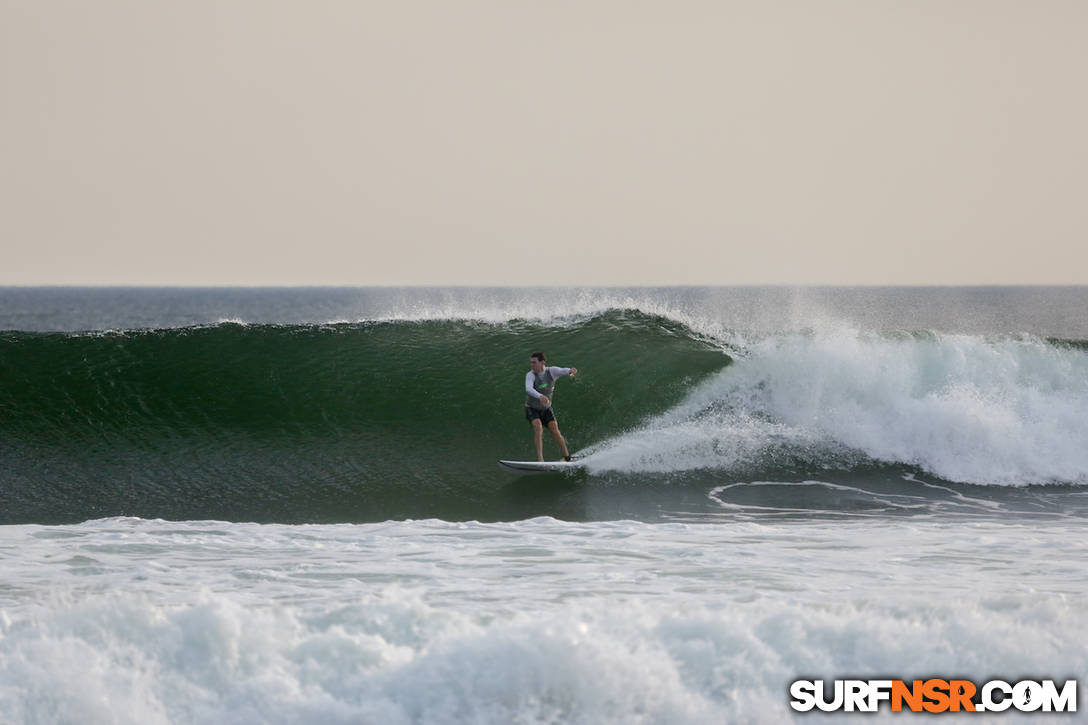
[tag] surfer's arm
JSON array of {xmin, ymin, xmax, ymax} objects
[
  {"xmin": 525, "ymin": 371, "xmax": 543, "ymax": 399},
  {"xmin": 548, "ymin": 366, "xmax": 575, "ymax": 378}
]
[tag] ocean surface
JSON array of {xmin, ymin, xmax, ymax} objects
[{"xmin": 1, "ymin": 286, "xmax": 1087, "ymax": 723}]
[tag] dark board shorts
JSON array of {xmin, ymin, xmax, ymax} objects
[{"xmin": 525, "ymin": 406, "xmax": 556, "ymax": 426}]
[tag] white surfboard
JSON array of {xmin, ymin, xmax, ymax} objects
[{"xmin": 498, "ymin": 459, "xmax": 584, "ymax": 472}]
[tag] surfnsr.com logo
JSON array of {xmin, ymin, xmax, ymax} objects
[{"xmin": 790, "ymin": 679, "xmax": 1077, "ymax": 713}]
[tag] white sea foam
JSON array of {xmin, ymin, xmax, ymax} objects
[
  {"xmin": 1, "ymin": 517, "xmax": 1085, "ymax": 724},
  {"xmin": 584, "ymin": 328, "xmax": 1088, "ymax": 485},
  {"xmin": 5, "ymin": 591, "xmax": 1084, "ymax": 724}
]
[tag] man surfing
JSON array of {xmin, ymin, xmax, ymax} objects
[{"xmin": 524, "ymin": 351, "xmax": 578, "ymax": 462}]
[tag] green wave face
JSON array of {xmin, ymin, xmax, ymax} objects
[{"xmin": 0, "ymin": 311, "xmax": 729, "ymax": 523}]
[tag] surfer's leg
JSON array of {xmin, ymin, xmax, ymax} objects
[
  {"xmin": 547, "ymin": 421, "xmax": 570, "ymax": 459},
  {"xmin": 531, "ymin": 419, "xmax": 544, "ymax": 461}
]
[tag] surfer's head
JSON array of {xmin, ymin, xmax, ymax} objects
[{"xmin": 530, "ymin": 352, "xmax": 546, "ymax": 373}]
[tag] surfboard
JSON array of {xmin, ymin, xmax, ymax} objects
[{"xmin": 498, "ymin": 459, "xmax": 584, "ymax": 472}]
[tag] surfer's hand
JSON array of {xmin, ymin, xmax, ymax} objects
[
  {"xmin": 539, "ymin": 395, "xmax": 550, "ymax": 406},
  {"xmin": 569, "ymin": 367, "xmax": 578, "ymax": 377}
]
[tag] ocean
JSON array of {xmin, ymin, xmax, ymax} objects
[{"xmin": 1, "ymin": 286, "xmax": 1086, "ymax": 723}]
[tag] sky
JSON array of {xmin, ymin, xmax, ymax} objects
[{"xmin": 2, "ymin": 0, "xmax": 1086, "ymax": 286}]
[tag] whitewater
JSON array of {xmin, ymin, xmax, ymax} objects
[
  {"xmin": 584, "ymin": 327, "xmax": 1088, "ymax": 486},
  {"xmin": 2, "ymin": 286, "xmax": 1087, "ymax": 723},
  {"xmin": 3, "ymin": 517, "xmax": 1086, "ymax": 724}
]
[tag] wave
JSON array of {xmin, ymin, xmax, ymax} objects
[
  {"xmin": 3, "ymin": 311, "xmax": 1088, "ymax": 524},
  {"xmin": 0, "ymin": 311, "xmax": 726, "ymax": 523}
]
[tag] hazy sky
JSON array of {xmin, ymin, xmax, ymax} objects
[{"xmin": 3, "ymin": 1, "xmax": 1086, "ymax": 285}]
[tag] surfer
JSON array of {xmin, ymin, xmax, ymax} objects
[{"xmin": 525, "ymin": 352, "xmax": 578, "ymax": 462}]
